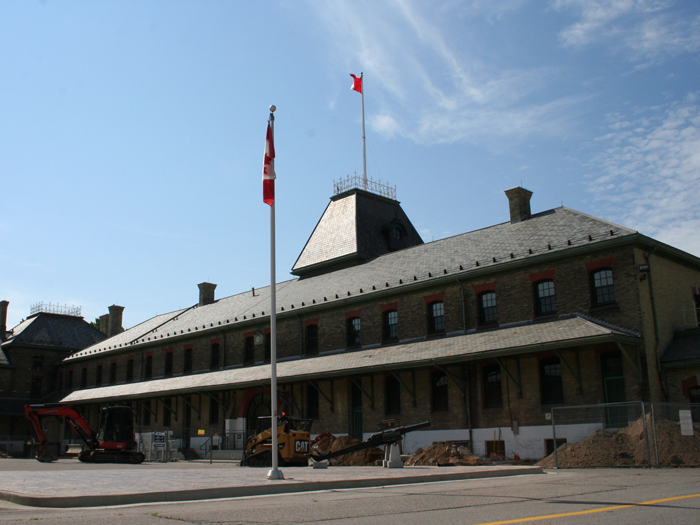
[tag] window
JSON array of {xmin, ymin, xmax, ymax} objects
[
  {"xmin": 142, "ymin": 400, "xmax": 151, "ymax": 426},
  {"xmin": 592, "ymin": 268, "xmax": 616, "ymax": 306},
  {"xmin": 67, "ymin": 369, "xmax": 74, "ymax": 390},
  {"xmin": 81, "ymin": 368, "xmax": 88, "ymax": 389},
  {"xmin": 428, "ymin": 302, "xmax": 445, "ymax": 333},
  {"xmin": 184, "ymin": 348, "xmax": 193, "ymax": 374},
  {"xmin": 347, "ymin": 317, "xmax": 361, "ymax": 347},
  {"xmin": 210, "ymin": 343, "xmax": 220, "ymax": 370},
  {"xmin": 479, "ymin": 292, "xmax": 498, "ymax": 325},
  {"xmin": 144, "ymin": 355, "xmax": 153, "ymax": 380},
  {"xmin": 264, "ymin": 333, "xmax": 271, "ymax": 363},
  {"xmin": 95, "ymin": 365, "xmax": 103, "ymax": 387},
  {"xmin": 163, "ymin": 398, "xmax": 172, "ymax": 426},
  {"xmin": 305, "ymin": 324, "xmax": 319, "ymax": 355},
  {"xmin": 535, "ymin": 280, "xmax": 556, "ymax": 316},
  {"xmin": 385, "ymin": 375, "xmax": 401, "ymax": 415},
  {"xmin": 209, "ymin": 396, "xmax": 219, "ymax": 425},
  {"xmin": 383, "ymin": 310, "xmax": 399, "ymax": 341},
  {"xmin": 31, "ymin": 356, "xmax": 43, "ymax": 370},
  {"xmin": 431, "ymin": 370, "xmax": 449, "ymax": 412},
  {"xmin": 126, "ymin": 359, "xmax": 134, "ymax": 383},
  {"xmin": 540, "ymin": 357, "xmax": 564, "ymax": 405},
  {"xmin": 244, "ymin": 336, "xmax": 255, "ymax": 364},
  {"xmin": 307, "ymin": 384, "xmax": 320, "ymax": 419},
  {"xmin": 483, "ymin": 364, "xmax": 503, "ymax": 409},
  {"xmin": 164, "ymin": 352, "xmax": 173, "ymax": 377},
  {"xmin": 109, "ymin": 362, "xmax": 117, "ymax": 385},
  {"xmin": 30, "ymin": 377, "xmax": 42, "ymax": 399}
]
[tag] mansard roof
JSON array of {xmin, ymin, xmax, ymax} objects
[
  {"xmin": 292, "ymin": 189, "xmax": 423, "ymax": 277},
  {"xmin": 61, "ymin": 314, "xmax": 641, "ymax": 403},
  {"xmin": 1, "ymin": 313, "xmax": 106, "ymax": 352},
  {"xmin": 66, "ymin": 205, "xmax": 642, "ymax": 363}
]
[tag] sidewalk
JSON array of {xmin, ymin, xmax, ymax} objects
[{"xmin": 0, "ymin": 458, "xmax": 543, "ymax": 508}]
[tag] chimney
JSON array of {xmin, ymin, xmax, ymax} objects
[
  {"xmin": 0, "ymin": 300, "xmax": 8, "ymax": 341},
  {"xmin": 108, "ymin": 305, "xmax": 124, "ymax": 337},
  {"xmin": 504, "ymin": 187, "xmax": 533, "ymax": 224},
  {"xmin": 99, "ymin": 313, "xmax": 110, "ymax": 336},
  {"xmin": 198, "ymin": 282, "xmax": 217, "ymax": 306}
]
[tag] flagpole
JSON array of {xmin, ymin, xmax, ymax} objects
[
  {"xmin": 267, "ymin": 105, "xmax": 283, "ymax": 481},
  {"xmin": 360, "ymin": 72, "xmax": 367, "ymax": 190}
]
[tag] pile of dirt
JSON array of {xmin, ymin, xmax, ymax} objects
[
  {"xmin": 405, "ymin": 442, "xmax": 481, "ymax": 466},
  {"xmin": 538, "ymin": 415, "xmax": 700, "ymax": 468},
  {"xmin": 310, "ymin": 435, "xmax": 385, "ymax": 466}
]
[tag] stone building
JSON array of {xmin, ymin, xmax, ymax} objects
[
  {"xmin": 58, "ymin": 186, "xmax": 700, "ymax": 459},
  {"xmin": 0, "ymin": 301, "xmax": 106, "ymax": 453}
]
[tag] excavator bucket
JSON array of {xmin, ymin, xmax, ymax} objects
[{"xmin": 35, "ymin": 445, "xmax": 58, "ymax": 463}]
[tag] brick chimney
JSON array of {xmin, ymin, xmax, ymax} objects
[
  {"xmin": 99, "ymin": 313, "xmax": 110, "ymax": 336},
  {"xmin": 0, "ymin": 300, "xmax": 8, "ymax": 341},
  {"xmin": 504, "ymin": 187, "xmax": 533, "ymax": 224},
  {"xmin": 108, "ymin": 305, "xmax": 124, "ymax": 337},
  {"xmin": 198, "ymin": 282, "xmax": 217, "ymax": 306}
]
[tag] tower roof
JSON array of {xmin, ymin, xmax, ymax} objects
[{"xmin": 292, "ymin": 188, "xmax": 423, "ymax": 278}]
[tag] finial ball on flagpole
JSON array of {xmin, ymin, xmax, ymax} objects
[{"xmin": 269, "ymin": 105, "xmax": 276, "ymax": 112}]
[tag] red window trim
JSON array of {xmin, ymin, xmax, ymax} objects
[
  {"xmin": 209, "ymin": 338, "xmax": 221, "ymax": 345},
  {"xmin": 145, "ymin": 351, "xmax": 153, "ymax": 358},
  {"xmin": 110, "ymin": 359, "xmax": 117, "ymax": 364},
  {"xmin": 345, "ymin": 310, "xmax": 361, "ymax": 320},
  {"xmin": 381, "ymin": 302, "xmax": 399, "ymax": 313},
  {"xmin": 184, "ymin": 344, "xmax": 194, "ymax": 350},
  {"xmin": 244, "ymin": 332, "xmax": 255, "ymax": 339},
  {"xmin": 529, "ymin": 270, "xmax": 555, "ymax": 283},
  {"xmin": 423, "ymin": 293, "xmax": 444, "ymax": 304},
  {"xmin": 165, "ymin": 348, "xmax": 173, "ymax": 355},
  {"xmin": 585, "ymin": 257, "xmax": 614, "ymax": 272},
  {"xmin": 304, "ymin": 318, "xmax": 319, "ymax": 327},
  {"xmin": 473, "ymin": 282, "xmax": 497, "ymax": 294}
]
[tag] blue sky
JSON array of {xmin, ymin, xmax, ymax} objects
[{"xmin": 2, "ymin": 0, "xmax": 699, "ymax": 330}]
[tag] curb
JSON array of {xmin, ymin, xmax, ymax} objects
[{"xmin": 0, "ymin": 466, "xmax": 543, "ymax": 508}]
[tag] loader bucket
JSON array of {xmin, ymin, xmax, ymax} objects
[{"xmin": 35, "ymin": 446, "xmax": 57, "ymax": 463}]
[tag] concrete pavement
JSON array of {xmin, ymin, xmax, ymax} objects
[{"xmin": 0, "ymin": 458, "xmax": 542, "ymax": 508}]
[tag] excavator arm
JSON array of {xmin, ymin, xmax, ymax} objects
[{"xmin": 24, "ymin": 403, "xmax": 98, "ymax": 463}]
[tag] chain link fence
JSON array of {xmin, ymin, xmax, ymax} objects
[{"xmin": 547, "ymin": 401, "xmax": 700, "ymax": 468}]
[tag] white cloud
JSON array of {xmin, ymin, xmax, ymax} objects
[
  {"xmin": 310, "ymin": 0, "xmax": 584, "ymax": 146},
  {"xmin": 586, "ymin": 92, "xmax": 700, "ymax": 255},
  {"xmin": 554, "ymin": 0, "xmax": 699, "ymax": 63}
]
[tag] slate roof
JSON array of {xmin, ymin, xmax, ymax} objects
[
  {"xmin": 661, "ymin": 328, "xmax": 700, "ymax": 367},
  {"xmin": 292, "ymin": 189, "xmax": 423, "ymax": 276},
  {"xmin": 66, "ymin": 205, "xmax": 638, "ymax": 363},
  {"xmin": 1, "ymin": 313, "xmax": 107, "ymax": 352},
  {"xmin": 0, "ymin": 349, "xmax": 9, "ymax": 367},
  {"xmin": 61, "ymin": 314, "xmax": 641, "ymax": 403}
]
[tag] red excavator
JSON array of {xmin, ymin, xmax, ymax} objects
[{"xmin": 24, "ymin": 403, "xmax": 145, "ymax": 464}]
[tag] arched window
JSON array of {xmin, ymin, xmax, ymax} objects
[
  {"xmin": 483, "ymin": 363, "xmax": 503, "ymax": 409},
  {"xmin": 540, "ymin": 356, "xmax": 563, "ymax": 405},
  {"xmin": 428, "ymin": 302, "xmax": 445, "ymax": 333},
  {"xmin": 385, "ymin": 375, "xmax": 401, "ymax": 415},
  {"xmin": 383, "ymin": 310, "xmax": 399, "ymax": 341},
  {"xmin": 479, "ymin": 291, "xmax": 498, "ymax": 325},
  {"xmin": 346, "ymin": 317, "xmax": 361, "ymax": 347},
  {"xmin": 535, "ymin": 280, "xmax": 556, "ymax": 316},
  {"xmin": 592, "ymin": 268, "xmax": 616, "ymax": 306}
]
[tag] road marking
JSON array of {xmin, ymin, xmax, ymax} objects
[{"xmin": 474, "ymin": 493, "xmax": 700, "ymax": 525}]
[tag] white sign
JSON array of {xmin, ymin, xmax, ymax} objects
[
  {"xmin": 154, "ymin": 432, "xmax": 166, "ymax": 448},
  {"xmin": 679, "ymin": 410, "xmax": 694, "ymax": 436}
]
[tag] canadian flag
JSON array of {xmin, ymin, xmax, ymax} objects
[
  {"xmin": 262, "ymin": 122, "xmax": 275, "ymax": 206},
  {"xmin": 350, "ymin": 73, "xmax": 362, "ymax": 94}
]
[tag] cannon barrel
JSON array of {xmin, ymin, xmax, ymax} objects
[{"xmin": 311, "ymin": 420, "xmax": 430, "ymax": 462}]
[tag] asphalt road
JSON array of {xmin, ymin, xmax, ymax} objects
[{"xmin": 0, "ymin": 468, "xmax": 698, "ymax": 524}]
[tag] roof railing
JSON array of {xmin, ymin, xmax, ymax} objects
[
  {"xmin": 333, "ymin": 173, "xmax": 397, "ymax": 200},
  {"xmin": 30, "ymin": 302, "xmax": 82, "ymax": 317}
]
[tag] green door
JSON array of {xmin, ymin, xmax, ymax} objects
[{"xmin": 602, "ymin": 352, "xmax": 626, "ymax": 428}]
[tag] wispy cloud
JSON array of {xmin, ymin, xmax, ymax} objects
[
  {"xmin": 586, "ymin": 92, "xmax": 700, "ymax": 255},
  {"xmin": 554, "ymin": 0, "xmax": 699, "ymax": 64},
  {"xmin": 310, "ymin": 0, "xmax": 584, "ymax": 145}
]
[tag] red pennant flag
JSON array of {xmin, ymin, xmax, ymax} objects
[
  {"xmin": 262, "ymin": 122, "xmax": 275, "ymax": 206},
  {"xmin": 350, "ymin": 73, "xmax": 362, "ymax": 94}
]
